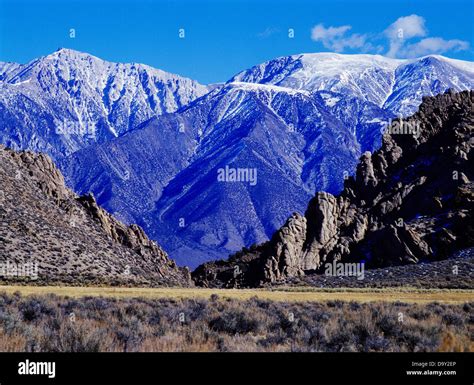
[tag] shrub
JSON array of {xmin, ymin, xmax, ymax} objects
[
  {"xmin": 441, "ymin": 312, "xmax": 464, "ymax": 327},
  {"xmin": 0, "ymin": 293, "xmax": 471, "ymax": 353},
  {"xmin": 19, "ymin": 298, "xmax": 55, "ymax": 322},
  {"xmin": 209, "ymin": 310, "xmax": 261, "ymax": 335}
]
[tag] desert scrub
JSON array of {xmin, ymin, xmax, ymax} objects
[{"xmin": 0, "ymin": 292, "xmax": 472, "ymax": 352}]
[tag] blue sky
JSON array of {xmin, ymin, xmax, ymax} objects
[{"xmin": 0, "ymin": 0, "xmax": 472, "ymax": 84}]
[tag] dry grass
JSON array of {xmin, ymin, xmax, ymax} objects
[
  {"xmin": 0, "ymin": 285, "xmax": 472, "ymax": 304},
  {"xmin": 437, "ymin": 331, "xmax": 474, "ymax": 352},
  {"xmin": 0, "ymin": 291, "xmax": 472, "ymax": 352}
]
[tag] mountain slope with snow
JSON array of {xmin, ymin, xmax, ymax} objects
[
  {"xmin": 0, "ymin": 50, "xmax": 472, "ymax": 268},
  {"xmin": 0, "ymin": 48, "xmax": 209, "ymax": 158},
  {"xmin": 231, "ymin": 53, "xmax": 474, "ymax": 115},
  {"xmin": 0, "ymin": 62, "xmax": 21, "ymax": 79},
  {"xmin": 62, "ymin": 81, "xmax": 396, "ymax": 266}
]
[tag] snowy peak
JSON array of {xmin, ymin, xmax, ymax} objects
[
  {"xmin": 230, "ymin": 55, "xmax": 304, "ymax": 87},
  {"xmin": 231, "ymin": 53, "xmax": 474, "ymax": 113},
  {"xmin": 6, "ymin": 48, "xmax": 202, "ymax": 85},
  {"xmin": 383, "ymin": 55, "xmax": 474, "ymax": 115},
  {"xmin": 230, "ymin": 53, "xmax": 402, "ymax": 105},
  {"xmin": 178, "ymin": 78, "xmax": 319, "ymax": 145},
  {"xmin": 419, "ymin": 55, "xmax": 474, "ymax": 73},
  {"xmin": 0, "ymin": 48, "xmax": 209, "ymax": 157},
  {"xmin": 4, "ymin": 48, "xmax": 209, "ymax": 109},
  {"xmin": 0, "ymin": 49, "xmax": 473, "ymax": 268}
]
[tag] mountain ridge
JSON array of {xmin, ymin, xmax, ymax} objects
[
  {"xmin": 1, "ymin": 49, "xmax": 473, "ymax": 267},
  {"xmin": 231, "ymin": 52, "xmax": 474, "ymax": 115},
  {"xmin": 192, "ymin": 89, "xmax": 474, "ymax": 287},
  {"xmin": 0, "ymin": 48, "xmax": 209, "ymax": 158}
]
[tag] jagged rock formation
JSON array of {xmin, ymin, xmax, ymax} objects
[
  {"xmin": 61, "ymin": 54, "xmax": 474, "ymax": 268},
  {"xmin": 0, "ymin": 145, "xmax": 192, "ymax": 286},
  {"xmin": 2, "ymin": 51, "xmax": 473, "ymax": 268},
  {"xmin": 193, "ymin": 90, "xmax": 473, "ymax": 287}
]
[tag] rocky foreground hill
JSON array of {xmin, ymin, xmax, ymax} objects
[
  {"xmin": 2, "ymin": 51, "xmax": 473, "ymax": 268},
  {"xmin": 193, "ymin": 90, "xmax": 474, "ymax": 288},
  {"xmin": 0, "ymin": 90, "xmax": 472, "ymax": 289},
  {"xmin": 0, "ymin": 146, "xmax": 192, "ymax": 286}
]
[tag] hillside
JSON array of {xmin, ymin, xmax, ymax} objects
[
  {"xmin": 192, "ymin": 90, "xmax": 474, "ymax": 288},
  {"xmin": 59, "ymin": 54, "xmax": 473, "ymax": 267},
  {"xmin": 1, "ymin": 50, "xmax": 473, "ymax": 268},
  {"xmin": 0, "ymin": 145, "xmax": 192, "ymax": 286}
]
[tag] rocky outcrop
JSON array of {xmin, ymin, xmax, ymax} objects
[
  {"xmin": 193, "ymin": 90, "xmax": 473, "ymax": 287},
  {"xmin": 0, "ymin": 146, "xmax": 192, "ymax": 286}
]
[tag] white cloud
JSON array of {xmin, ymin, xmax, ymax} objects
[
  {"xmin": 400, "ymin": 37, "xmax": 470, "ymax": 58},
  {"xmin": 385, "ymin": 14, "xmax": 427, "ymax": 40},
  {"xmin": 310, "ymin": 24, "xmax": 371, "ymax": 52},
  {"xmin": 310, "ymin": 15, "xmax": 469, "ymax": 59},
  {"xmin": 311, "ymin": 24, "xmax": 352, "ymax": 41},
  {"xmin": 385, "ymin": 15, "xmax": 427, "ymax": 57}
]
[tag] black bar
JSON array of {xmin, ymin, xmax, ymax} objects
[{"xmin": 0, "ymin": 352, "xmax": 472, "ymax": 385}]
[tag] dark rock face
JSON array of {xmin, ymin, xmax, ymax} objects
[
  {"xmin": 0, "ymin": 146, "xmax": 192, "ymax": 286},
  {"xmin": 193, "ymin": 90, "xmax": 473, "ymax": 287}
]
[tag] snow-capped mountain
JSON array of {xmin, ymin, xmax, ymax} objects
[
  {"xmin": 231, "ymin": 54, "xmax": 401, "ymax": 106},
  {"xmin": 0, "ymin": 49, "xmax": 472, "ymax": 267},
  {"xmin": 231, "ymin": 53, "xmax": 474, "ymax": 115},
  {"xmin": 383, "ymin": 56, "xmax": 474, "ymax": 115},
  {"xmin": 0, "ymin": 48, "xmax": 209, "ymax": 157},
  {"xmin": 61, "ymin": 81, "xmax": 394, "ymax": 266}
]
